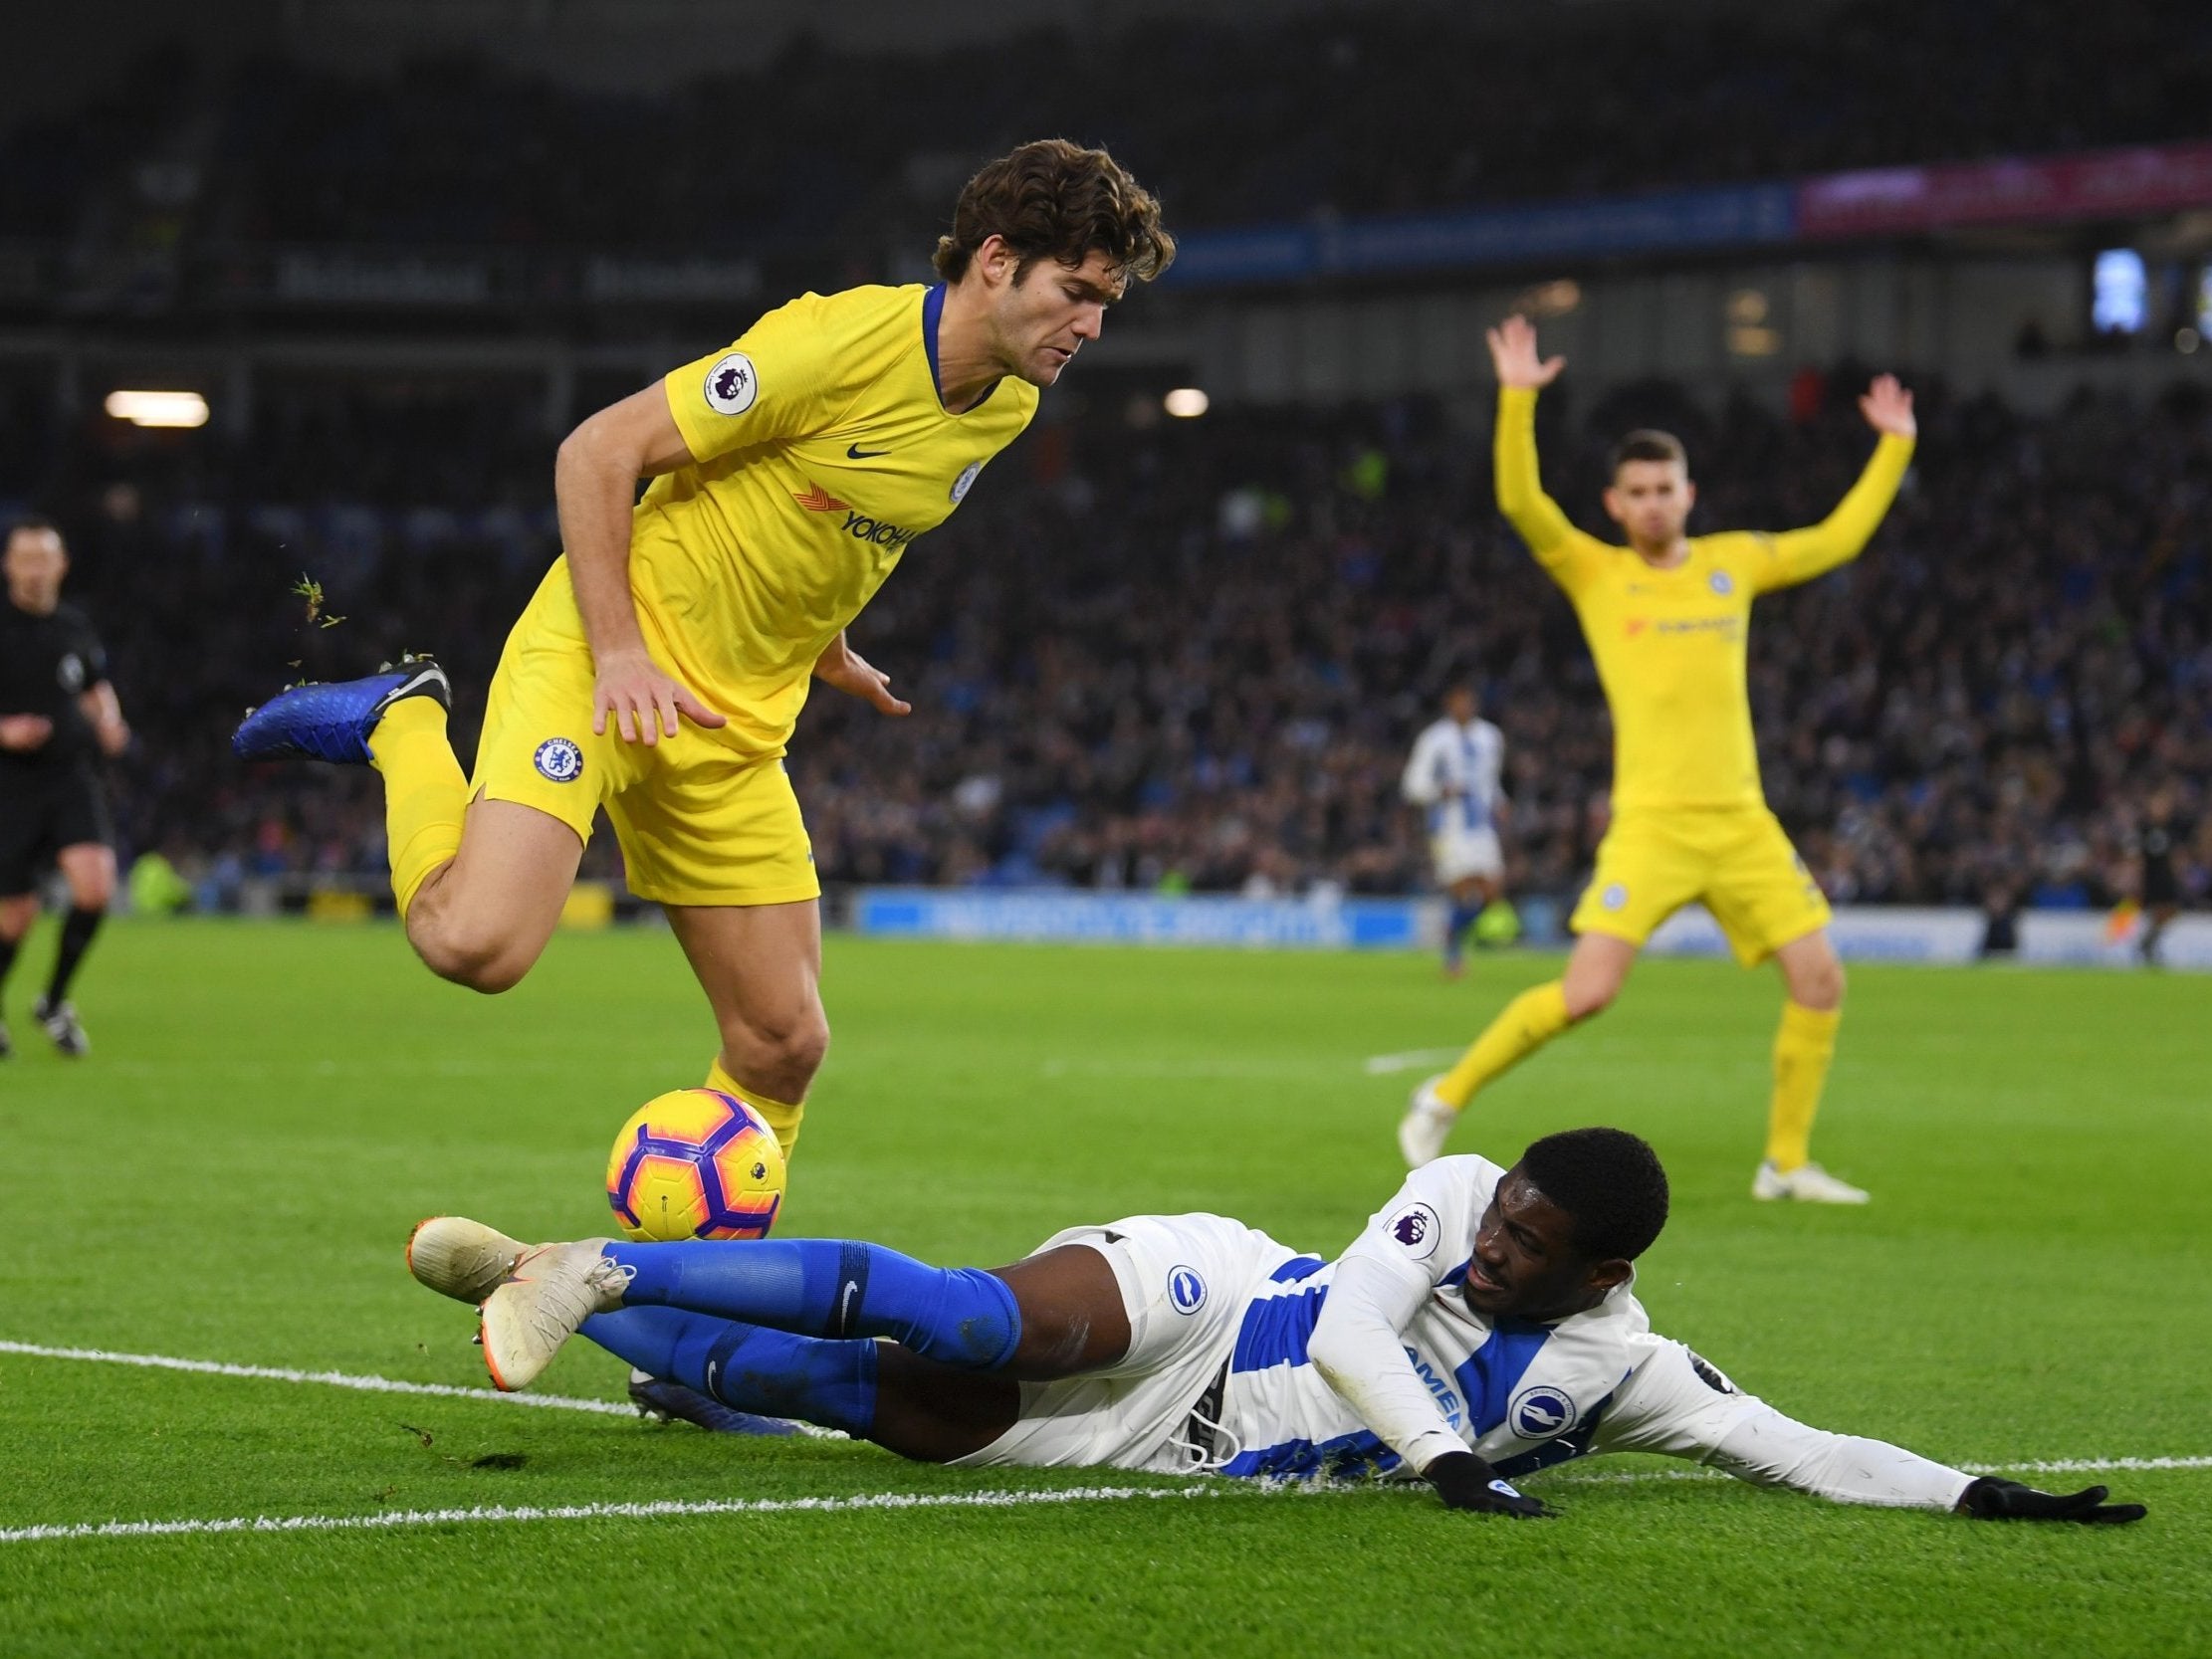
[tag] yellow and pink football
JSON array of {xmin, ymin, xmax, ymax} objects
[{"xmin": 604, "ymin": 1088, "xmax": 785, "ymax": 1242}]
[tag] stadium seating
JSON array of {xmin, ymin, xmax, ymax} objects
[{"xmin": 18, "ymin": 370, "xmax": 2207, "ymax": 914}]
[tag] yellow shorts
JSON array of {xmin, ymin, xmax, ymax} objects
[
  {"xmin": 1569, "ymin": 806, "xmax": 1831, "ymax": 967},
  {"xmin": 471, "ymin": 573, "xmax": 819, "ymax": 908}
]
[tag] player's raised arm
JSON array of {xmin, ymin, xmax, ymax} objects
[
  {"xmin": 555, "ymin": 384, "xmax": 727, "ymax": 746},
  {"xmin": 1749, "ymin": 375, "xmax": 1916, "ymax": 593},
  {"xmin": 1485, "ymin": 316, "xmax": 1581, "ymax": 573}
]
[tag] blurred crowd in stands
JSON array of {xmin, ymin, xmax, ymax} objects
[
  {"xmin": 4, "ymin": 0, "xmax": 2208, "ymax": 263},
  {"xmin": 6, "ymin": 363, "xmax": 2207, "ymax": 917}
]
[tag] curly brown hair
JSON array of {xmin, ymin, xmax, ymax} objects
[{"xmin": 933, "ymin": 138, "xmax": 1175, "ymax": 290}]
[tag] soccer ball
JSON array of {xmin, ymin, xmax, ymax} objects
[{"xmin": 605, "ymin": 1088, "xmax": 785, "ymax": 1242}]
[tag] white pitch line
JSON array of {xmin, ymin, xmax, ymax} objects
[
  {"xmin": 8, "ymin": 1337, "xmax": 2202, "ymax": 1544},
  {"xmin": 1963, "ymin": 1455, "xmax": 2212, "ymax": 1476},
  {"xmin": 0, "ymin": 1485, "xmax": 1225, "ymax": 1547},
  {"xmin": 0, "ymin": 1339, "xmax": 633, "ymax": 1417},
  {"xmin": 10, "ymin": 1456, "xmax": 2206, "ymax": 1548},
  {"xmin": 1362, "ymin": 1048, "xmax": 1465, "ymax": 1076},
  {"xmin": 1542, "ymin": 1454, "xmax": 2212, "ymax": 1489}
]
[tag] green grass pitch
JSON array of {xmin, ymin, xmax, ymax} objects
[{"xmin": 0, "ymin": 919, "xmax": 2205, "ymax": 1657}]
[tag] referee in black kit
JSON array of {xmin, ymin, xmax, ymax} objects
[{"xmin": 0, "ymin": 518, "xmax": 130, "ymax": 1057}]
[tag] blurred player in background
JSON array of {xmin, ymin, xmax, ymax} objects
[
  {"xmin": 2134, "ymin": 784, "xmax": 2189, "ymax": 966},
  {"xmin": 1401, "ymin": 316, "xmax": 1916, "ymax": 1203},
  {"xmin": 1402, "ymin": 682, "xmax": 1511, "ymax": 975},
  {"xmin": 236, "ymin": 140, "xmax": 1174, "ymax": 1165},
  {"xmin": 0, "ymin": 518, "xmax": 130, "ymax": 1057}
]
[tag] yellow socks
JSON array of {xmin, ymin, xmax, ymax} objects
[
  {"xmin": 708, "ymin": 1056, "xmax": 804, "ymax": 1165},
  {"xmin": 1435, "ymin": 980, "xmax": 1573, "ymax": 1110},
  {"xmin": 1766, "ymin": 1001, "xmax": 1842, "ymax": 1172},
  {"xmin": 367, "ymin": 697, "xmax": 468, "ymax": 920}
]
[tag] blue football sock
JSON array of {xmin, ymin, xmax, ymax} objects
[
  {"xmin": 581, "ymin": 1306, "xmax": 877, "ymax": 1436},
  {"xmin": 606, "ymin": 1238, "xmax": 1022, "ymax": 1370}
]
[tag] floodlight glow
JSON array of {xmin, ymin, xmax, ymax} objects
[
  {"xmin": 105, "ymin": 390, "xmax": 210, "ymax": 428},
  {"xmin": 1163, "ymin": 387, "xmax": 1210, "ymax": 418},
  {"xmin": 2091, "ymin": 250, "xmax": 2146, "ymax": 334}
]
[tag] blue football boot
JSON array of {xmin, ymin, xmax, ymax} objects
[
  {"xmin": 628, "ymin": 1369, "xmax": 801, "ymax": 1437},
  {"xmin": 233, "ymin": 655, "xmax": 450, "ymax": 764}
]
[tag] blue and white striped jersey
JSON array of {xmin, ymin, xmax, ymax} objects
[
  {"xmin": 1402, "ymin": 718, "xmax": 1506, "ymax": 835},
  {"xmin": 1212, "ymin": 1156, "xmax": 1647, "ymax": 1481}
]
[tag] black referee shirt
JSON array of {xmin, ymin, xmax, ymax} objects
[{"xmin": 0, "ymin": 597, "xmax": 109, "ymax": 768}]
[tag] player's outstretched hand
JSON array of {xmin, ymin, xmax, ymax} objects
[
  {"xmin": 1859, "ymin": 374, "xmax": 1916, "ymax": 439},
  {"xmin": 814, "ymin": 638, "xmax": 912, "ymax": 718},
  {"xmin": 1425, "ymin": 1451, "xmax": 1558, "ymax": 1519},
  {"xmin": 1958, "ymin": 1477, "xmax": 2145, "ymax": 1525},
  {"xmin": 591, "ymin": 647, "xmax": 728, "ymax": 746},
  {"xmin": 1485, "ymin": 314, "xmax": 1565, "ymax": 390}
]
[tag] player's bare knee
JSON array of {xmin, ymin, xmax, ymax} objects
[
  {"xmin": 1793, "ymin": 956, "xmax": 1846, "ymax": 1012},
  {"xmin": 725, "ymin": 1007, "xmax": 829, "ymax": 1093}
]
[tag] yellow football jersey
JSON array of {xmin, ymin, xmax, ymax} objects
[
  {"xmin": 633, "ymin": 283, "xmax": 1038, "ymax": 757},
  {"xmin": 1495, "ymin": 386, "xmax": 1911, "ymax": 811}
]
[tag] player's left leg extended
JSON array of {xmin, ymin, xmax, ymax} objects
[
  {"xmin": 1404, "ymin": 815, "xmax": 1693, "ymax": 1165},
  {"xmin": 467, "ymin": 1220, "xmax": 1127, "ymax": 1389}
]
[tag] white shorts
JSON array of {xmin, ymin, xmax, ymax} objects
[
  {"xmin": 1432, "ymin": 825, "xmax": 1503, "ymax": 886},
  {"xmin": 950, "ymin": 1213, "xmax": 1297, "ymax": 1475}
]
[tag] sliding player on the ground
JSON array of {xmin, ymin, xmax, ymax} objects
[{"xmin": 406, "ymin": 1127, "xmax": 2139, "ymax": 1526}]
